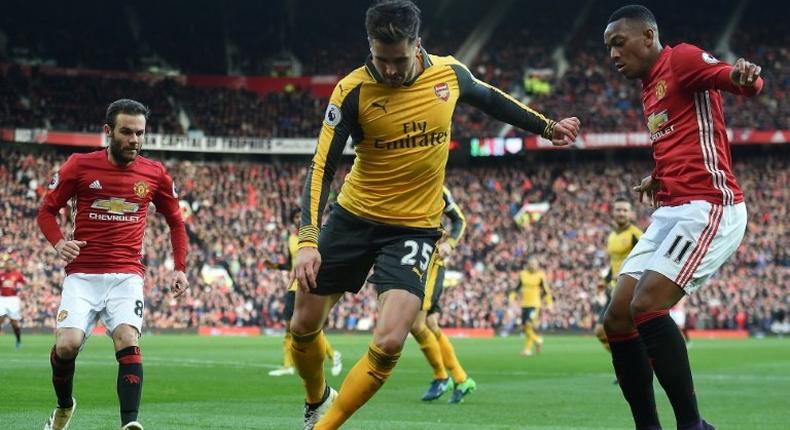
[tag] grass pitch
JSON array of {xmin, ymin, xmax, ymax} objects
[{"xmin": 1, "ymin": 334, "xmax": 788, "ymax": 429}]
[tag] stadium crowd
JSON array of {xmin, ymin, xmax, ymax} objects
[{"xmin": 2, "ymin": 145, "xmax": 787, "ymax": 335}]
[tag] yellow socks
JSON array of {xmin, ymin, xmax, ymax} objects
[
  {"xmin": 414, "ymin": 326, "xmax": 448, "ymax": 380},
  {"xmin": 316, "ymin": 343, "xmax": 400, "ymax": 429},
  {"xmin": 324, "ymin": 337, "xmax": 335, "ymax": 359},
  {"xmin": 290, "ymin": 328, "xmax": 327, "ymax": 404},
  {"xmin": 525, "ymin": 325, "xmax": 539, "ymax": 351},
  {"xmin": 435, "ymin": 331, "xmax": 467, "ymax": 383},
  {"xmin": 283, "ymin": 331, "xmax": 294, "ymax": 368}
]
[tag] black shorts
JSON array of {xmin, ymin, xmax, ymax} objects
[
  {"xmin": 422, "ymin": 263, "xmax": 445, "ymax": 314},
  {"xmin": 313, "ymin": 204, "xmax": 442, "ymax": 301},
  {"xmin": 522, "ymin": 307, "xmax": 539, "ymax": 325},
  {"xmin": 283, "ymin": 290, "xmax": 296, "ymax": 321}
]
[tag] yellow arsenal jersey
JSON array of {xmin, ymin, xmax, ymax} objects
[
  {"xmin": 606, "ymin": 224, "xmax": 643, "ymax": 287},
  {"xmin": 299, "ymin": 48, "xmax": 555, "ymax": 245},
  {"xmin": 519, "ymin": 269, "xmax": 553, "ymax": 308}
]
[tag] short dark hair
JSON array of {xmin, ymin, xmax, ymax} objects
[
  {"xmin": 290, "ymin": 207, "xmax": 301, "ymax": 221},
  {"xmin": 614, "ymin": 195, "xmax": 632, "ymax": 205},
  {"xmin": 365, "ymin": 0, "xmax": 421, "ymax": 44},
  {"xmin": 607, "ymin": 4, "xmax": 657, "ymax": 27},
  {"xmin": 105, "ymin": 98, "xmax": 149, "ymax": 129}
]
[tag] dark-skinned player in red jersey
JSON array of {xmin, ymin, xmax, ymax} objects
[
  {"xmin": 603, "ymin": 5, "xmax": 763, "ymax": 430},
  {"xmin": 37, "ymin": 99, "xmax": 189, "ymax": 430}
]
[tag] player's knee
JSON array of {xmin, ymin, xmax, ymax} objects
[
  {"xmin": 603, "ymin": 308, "xmax": 632, "ymax": 335},
  {"xmin": 55, "ymin": 341, "xmax": 80, "ymax": 359},
  {"xmin": 629, "ymin": 294, "xmax": 653, "ymax": 317},
  {"xmin": 410, "ymin": 318, "xmax": 426, "ymax": 334},
  {"xmin": 112, "ymin": 324, "xmax": 140, "ymax": 349},
  {"xmin": 373, "ymin": 333, "xmax": 406, "ymax": 355}
]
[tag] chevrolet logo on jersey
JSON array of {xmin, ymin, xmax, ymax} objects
[
  {"xmin": 647, "ymin": 110, "xmax": 669, "ymax": 134},
  {"xmin": 89, "ymin": 198, "xmax": 141, "ymax": 222},
  {"xmin": 91, "ymin": 198, "xmax": 139, "ymax": 215}
]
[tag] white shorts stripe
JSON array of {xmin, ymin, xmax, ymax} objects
[{"xmin": 676, "ymin": 204, "xmax": 722, "ymax": 286}]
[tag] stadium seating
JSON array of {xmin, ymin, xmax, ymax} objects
[{"xmin": 2, "ymin": 145, "xmax": 787, "ymax": 333}]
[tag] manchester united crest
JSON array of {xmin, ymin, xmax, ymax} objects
[
  {"xmin": 434, "ymin": 82, "xmax": 450, "ymax": 101},
  {"xmin": 655, "ymin": 80, "xmax": 667, "ymax": 100},
  {"xmin": 133, "ymin": 181, "xmax": 150, "ymax": 198},
  {"xmin": 57, "ymin": 310, "xmax": 69, "ymax": 322}
]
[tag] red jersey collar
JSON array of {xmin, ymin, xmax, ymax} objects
[{"xmin": 642, "ymin": 45, "xmax": 672, "ymax": 85}]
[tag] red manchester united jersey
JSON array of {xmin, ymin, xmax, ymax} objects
[
  {"xmin": 37, "ymin": 150, "xmax": 187, "ymax": 276},
  {"xmin": 0, "ymin": 270, "xmax": 25, "ymax": 296},
  {"xmin": 641, "ymin": 44, "xmax": 763, "ymax": 206}
]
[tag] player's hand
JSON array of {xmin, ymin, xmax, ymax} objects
[
  {"xmin": 633, "ymin": 175, "xmax": 660, "ymax": 207},
  {"xmin": 54, "ymin": 239, "xmax": 86, "ymax": 263},
  {"xmin": 437, "ymin": 242, "xmax": 453, "ymax": 259},
  {"xmin": 550, "ymin": 117, "xmax": 581, "ymax": 146},
  {"xmin": 293, "ymin": 246, "xmax": 321, "ymax": 292},
  {"xmin": 171, "ymin": 271, "xmax": 189, "ymax": 298},
  {"xmin": 730, "ymin": 58, "xmax": 762, "ymax": 87}
]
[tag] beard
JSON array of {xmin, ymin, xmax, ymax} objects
[{"xmin": 108, "ymin": 136, "xmax": 139, "ymax": 164}]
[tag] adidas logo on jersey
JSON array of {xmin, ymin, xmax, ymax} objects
[{"xmin": 89, "ymin": 180, "xmax": 102, "ymax": 190}]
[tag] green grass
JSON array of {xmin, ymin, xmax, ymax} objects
[{"xmin": 1, "ymin": 334, "xmax": 788, "ymax": 429}]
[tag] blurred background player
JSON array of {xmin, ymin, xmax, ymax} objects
[
  {"xmin": 603, "ymin": 5, "xmax": 763, "ymax": 429},
  {"xmin": 594, "ymin": 196, "xmax": 642, "ymax": 353},
  {"xmin": 0, "ymin": 255, "xmax": 26, "ymax": 349},
  {"xmin": 411, "ymin": 186, "xmax": 476, "ymax": 403},
  {"xmin": 670, "ymin": 296, "xmax": 691, "ymax": 346},
  {"xmin": 266, "ymin": 208, "xmax": 341, "ymax": 377},
  {"xmin": 515, "ymin": 257, "xmax": 553, "ymax": 356},
  {"xmin": 37, "ymin": 99, "xmax": 189, "ymax": 430}
]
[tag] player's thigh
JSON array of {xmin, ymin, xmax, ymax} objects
[
  {"xmin": 283, "ymin": 290, "xmax": 296, "ymax": 321},
  {"xmin": 375, "ymin": 289, "xmax": 422, "ymax": 354},
  {"xmin": 369, "ymin": 225, "xmax": 442, "ymax": 302},
  {"xmin": 421, "ymin": 260, "xmax": 443, "ymax": 312},
  {"xmin": 631, "ymin": 270, "xmax": 686, "ymax": 314},
  {"xmin": 603, "ymin": 274, "xmax": 639, "ymax": 333},
  {"xmin": 312, "ymin": 206, "xmax": 376, "ymax": 296},
  {"xmin": 102, "ymin": 273, "xmax": 144, "ymax": 337},
  {"xmin": 56, "ymin": 274, "xmax": 103, "ymax": 338}
]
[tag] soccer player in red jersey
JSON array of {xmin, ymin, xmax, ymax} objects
[
  {"xmin": 37, "ymin": 99, "xmax": 189, "ymax": 430},
  {"xmin": 0, "ymin": 257, "xmax": 26, "ymax": 349},
  {"xmin": 603, "ymin": 6, "xmax": 763, "ymax": 430}
]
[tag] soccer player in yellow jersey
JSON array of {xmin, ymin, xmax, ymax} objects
[
  {"xmin": 410, "ymin": 186, "xmax": 475, "ymax": 403},
  {"xmin": 517, "ymin": 258, "xmax": 553, "ymax": 356},
  {"xmin": 266, "ymin": 209, "xmax": 342, "ymax": 377},
  {"xmin": 289, "ymin": 2, "xmax": 580, "ymax": 428},
  {"xmin": 594, "ymin": 197, "xmax": 642, "ymax": 352}
]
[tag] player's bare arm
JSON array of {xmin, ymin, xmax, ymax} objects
[{"xmin": 53, "ymin": 239, "xmax": 87, "ymax": 264}]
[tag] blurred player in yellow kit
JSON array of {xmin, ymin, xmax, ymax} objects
[
  {"xmin": 410, "ymin": 186, "xmax": 476, "ymax": 403},
  {"xmin": 516, "ymin": 258, "xmax": 553, "ymax": 356},
  {"xmin": 594, "ymin": 196, "xmax": 642, "ymax": 352},
  {"xmin": 266, "ymin": 208, "xmax": 341, "ymax": 377}
]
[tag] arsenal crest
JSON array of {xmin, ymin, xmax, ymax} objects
[
  {"xmin": 133, "ymin": 181, "xmax": 150, "ymax": 198},
  {"xmin": 434, "ymin": 82, "xmax": 450, "ymax": 101}
]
